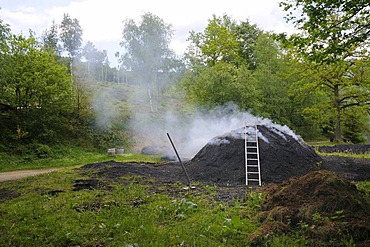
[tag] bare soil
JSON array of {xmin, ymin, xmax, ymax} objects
[
  {"xmin": 0, "ymin": 168, "xmax": 61, "ymax": 183},
  {"xmin": 321, "ymin": 155, "xmax": 370, "ymax": 181}
]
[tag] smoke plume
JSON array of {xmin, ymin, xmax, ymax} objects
[{"xmin": 130, "ymin": 102, "xmax": 302, "ymax": 159}]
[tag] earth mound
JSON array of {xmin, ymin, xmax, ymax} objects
[
  {"xmin": 187, "ymin": 125, "xmax": 321, "ymax": 185},
  {"xmin": 250, "ymin": 171, "xmax": 370, "ymax": 246}
]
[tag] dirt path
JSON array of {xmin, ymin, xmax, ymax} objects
[{"xmin": 0, "ymin": 168, "xmax": 61, "ymax": 182}]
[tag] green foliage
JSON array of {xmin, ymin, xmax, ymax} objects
[
  {"xmin": 91, "ymin": 128, "xmax": 130, "ymax": 150},
  {"xmin": 276, "ymin": 0, "xmax": 370, "ymax": 142},
  {"xmin": 32, "ymin": 143, "xmax": 54, "ymax": 158},
  {"xmin": 286, "ymin": 58, "xmax": 370, "ymax": 141},
  {"xmin": 342, "ymin": 109, "xmax": 369, "ymax": 143},
  {"xmin": 187, "ymin": 14, "xmax": 242, "ymax": 67},
  {"xmin": 356, "ymin": 181, "xmax": 370, "ymax": 197},
  {"xmin": 278, "ymin": 0, "xmax": 370, "ymax": 63},
  {"xmin": 183, "ymin": 21, "xmax": 307, "ymax": 131},
  {"xmin": 186, "ymin": 14, "xmax": 261, "ymax": 69},
  {"xmin": 253, "ymin": 34, "xmax": 295, "ymax": 125},
  {"xmin": 0, "ymin": 33, "xmax": 75, "ymax": 147},
  {"xmin": 41, "ymin": 20, "xmax": 61, "ymax": 55},
  {"xmin": 181, "ymin": 62, "xmax": 261, "ymax": 111},
  {"xmin": 59, "ymin": 13, "xmax": 83, "ymax": 58},
  {"xmin": 81, "ymin": 41, "xmax": 110, "ymax": 81}
]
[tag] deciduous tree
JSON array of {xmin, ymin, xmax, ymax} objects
[
  {"xmin": 59, "ymin": 13, "xmax": 83, "ymax": 59},
  {"xmin": 186, "ymin": 14, "xmax": 261, "ymax": 69},
  {"xmin": 278, "ymin": 0, "xmax": 370, "ymax": 63},
  {"xmin": 0, "ymin": 34, "xmax": 73, "ymax": 144},
  {"xmin": 119, "ymin": 12, "xmax": 178, "ymax": 111},
  {"xmin": 42, "ymin": 20, "xmax": 61, "ymax": 55},
  {"xmin": 278, "ymin": 0, "xmax": 370, "ymax": 141}
]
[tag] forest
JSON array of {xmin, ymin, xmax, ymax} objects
[{"xmin": 0, "ymin": 0, "xmax": 369, "ymax": 158}]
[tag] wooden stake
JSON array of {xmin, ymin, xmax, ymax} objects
[{"xmin": 166, "ymin": 133, "xmax": 191, "ymax": 187}]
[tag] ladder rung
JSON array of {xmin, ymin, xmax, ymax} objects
[
  {"xmin": 247, "ymin": 165, "xmax": 259, "ymax": 167},
  {"xmin": 247, "ymin": 179, "xmax": 260, "ymax": 181},
  {"xmin": 247, "ymin": 158, "xmax": 258, "ymax": 161},
  {"xmin": 247, "ymin": 172, "xmax": 260, "ymax": 174}
]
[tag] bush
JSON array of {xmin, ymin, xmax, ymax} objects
[{"xmin": 32, "ymin": 144, "xmax": 54, "ymax": 158}]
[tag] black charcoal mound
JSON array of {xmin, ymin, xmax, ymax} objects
[{"xmin": 187, "ymin": 125, "xmax": 322, "ymax": 185}]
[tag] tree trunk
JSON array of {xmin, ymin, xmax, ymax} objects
[
  {"xmin": 147, "ymin": 85, "xmax": 154, "ymax": 112},
  {"xmin": 334, "ymin": 84, "xmax": 342, "ymax": 142}
]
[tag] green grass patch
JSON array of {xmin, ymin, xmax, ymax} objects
[
  {"xmin": 307, "ymin": 140, "xmax": 334, "ymax": 146},
  {"xmin": 315, "ymin": 151, "xmax": 370, "ymax": 159},
  {"xmin": 0, "ymin": 146, "xmax": 163, "ymax": 172},
  {"xmin": 356, "ymin": 181, "xmax": 370, "ymax": 197},
  {"xmin": 0, "ymin": 168, "xmax": 262, "ymax": 246}
]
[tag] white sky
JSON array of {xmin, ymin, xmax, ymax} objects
[{"xmin": 0, "ymin": 0, "xmax": 295, "ymax": 67}]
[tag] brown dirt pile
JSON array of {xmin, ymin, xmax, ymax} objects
[{"xmin": 250, "ymin": 171, "xmax": 370, "ymax": 246}]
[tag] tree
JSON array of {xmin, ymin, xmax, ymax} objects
[
  {"xmin": 59, "ymin": 13, "xmax": 85, "ymax": 118},
  {"xmin": 186, "ymin": 14, "xmax": 261, "ymax": 69},
  {"xmin": 278, "ymin": 0, "xmax": 370, "ymax": 141},
  {"xmin": 233, "ymin": 19, "xmax": 261, "ymax": 69},
  {"xmin": 185, "ymin": 15, "xmax": 297, "ymax": 117},
  {"xmin": 59, "ymin": 13, "xmax": 83, "ymax": 59},
  {"xmin": 41, "ymin": 20, "xmax": 61, "ymax": 55},
  {"xmin": 187, "ymin": 14, "xmax": 241, "ymax": 67},
  {"xmin": 0, "ymin": 34, "xmax": 73, "ymax": 144},
  {"xmin": 253, "ymin": 33, "xmax": 293, "ymax": 125},
  {"xmin": 0, "ymin": 16, "xmax": 10, "ymax": 43},
  {"xmin": 181, "ymin": 61, "xmax": 261, "ymax": 111},
  {"xmin": 288, "ymin": 58, "xmax": 370, "ymax": 142},
  {"xmin": 119, "ymin": 12, "xmax": 178, "ymax": 111},
  {"xmin": 278, "ymin": 0, "xmax": 370, "ymax": 63}
]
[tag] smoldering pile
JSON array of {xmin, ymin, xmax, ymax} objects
[{"xmin": 186, "ymin": 124, "xmax": 322, "ymax": 185}]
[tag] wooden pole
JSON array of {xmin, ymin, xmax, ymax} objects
[{"xmin": 166, "ymin": 133, "xmax": 191, "ymax": 187}]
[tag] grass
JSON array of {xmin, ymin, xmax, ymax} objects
[
  {"xmin": 1, "ymin": 155, "xmax": 368, "ymax": 246},
  {"xmin": 0, "ymin": 167, "xmax": 261, "ymax": 246},
  {"xmin": 315, "ymin": 151, "xmax": 370, "ymax": 159},
  {"xmin": 0, "ymin": 147, "xmax": 163, "ymax": 172}
]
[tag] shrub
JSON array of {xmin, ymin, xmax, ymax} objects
[{"xmin": 32, "ymin": 143, "xmax": 54, "ymax": 158}]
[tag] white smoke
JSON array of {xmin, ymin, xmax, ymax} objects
[
  {"xmin": 92, "ymin": 87, "xmax": 119, "ymax": 130},
  {"xmin": 130, "ymin": 102, "xmax": 302, "ymax": 159}
]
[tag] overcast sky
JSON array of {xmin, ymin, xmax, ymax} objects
[{"xmin": 0, "ymin": 0, "xmax": 295, "ymax": 67}]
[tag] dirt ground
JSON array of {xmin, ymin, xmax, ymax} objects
[
  {"xmin": 0, "ymin": 168, "xmax": 61, "ymax": 183},
  {"xmin": 321, "ymin": 155, "xmax": 370, "ymax": 181},
  {"xmin": 76, "ymin": 154, "xmax": 369, "ymax": 188},
  {"xmin": 72, "ymin": 149, "xmax": 369, "ymax": 206}
]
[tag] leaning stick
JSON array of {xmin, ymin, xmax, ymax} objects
[{"xmin": 166, "ymin": 133, "xmax": 191, "ymax": 187}]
